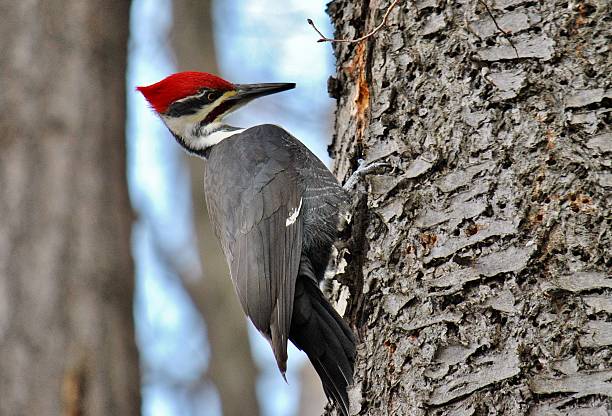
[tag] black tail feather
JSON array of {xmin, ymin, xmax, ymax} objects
[{"xmin": 290, "ymin": 276, "xmax": 356, "ymax": 416}]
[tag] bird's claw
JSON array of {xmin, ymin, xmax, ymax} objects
[{"xmin": 343, "ymin": 159, "xmax": 389, "ymax": 190}]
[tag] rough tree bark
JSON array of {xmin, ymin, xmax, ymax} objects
[
  {"xmin": 325, "ymin": 0, "xmax": 611, "ymax": 414},
  {"xmin": 171, "ymin": 1, "xmax": 261, "ymax": 414},
  {"xmin": 0, "ymin": 1, "xmax": 140, "ymax": 415}
]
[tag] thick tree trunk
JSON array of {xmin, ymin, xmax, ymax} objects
[
  {"xmin": 171, "ymin": 1, "xmax": 261, "ymax": 414},
  {"xmin": 0, "ymin": 1, "xmax": 139, "ymax": 415},
  {"xmin": 326, "ymin": 0, "xmax": 611, "ymax": 414}
]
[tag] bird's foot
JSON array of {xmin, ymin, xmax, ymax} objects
[{"xmin": 342, "ymin": 159, "xmax": 389, "ymax": 191}]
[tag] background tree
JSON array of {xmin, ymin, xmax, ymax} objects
[
  {"xmin": 0, "ymin": 1, "xmax": 140, "ymax": 414},
  {"xmin": 170, "ymin": 0, "xmax": 261, "ymax": 414},
  {"xmin": 324, "ymin": 0, "xmax": 611, "ymax": 414}
]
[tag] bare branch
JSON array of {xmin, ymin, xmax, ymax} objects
[{"xmin": 307, "ymin": 0, "xmax": 402, "ymax": 44}]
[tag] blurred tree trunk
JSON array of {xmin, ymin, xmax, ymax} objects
[
  {"xmin": 171, "ymin": 1, "xmax": 261, "ymax": 415},
  {"xmin": 326, "ymin": 0, "xmax": 611, "ymax": 415},
  {"xmin": 0, "ymin": 1, "xmax": 139, "ymax": 415},
  {"xmin": 297, "ymin": 365, "xmax": 327, "ymax": 416}
]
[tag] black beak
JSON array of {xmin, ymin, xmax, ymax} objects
[{"xmin": 229, "ymin": 83, "xmax": 296, "ymax": 103}]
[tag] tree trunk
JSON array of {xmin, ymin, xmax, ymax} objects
[
  {"xmin": 0, "ymin": 1, "xmax": 139, "ymax": 415},
  {"xmin": 171, "ymin": 1, "xmax": 261, "ymax": 415},
  {"xmin": 326, "ymin": 0, "xmax": 611, "ymax": 414}
]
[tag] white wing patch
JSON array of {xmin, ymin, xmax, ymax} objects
[{"xmin": 285, "ymin": 198, "xmax": 303, "ymax": 227}]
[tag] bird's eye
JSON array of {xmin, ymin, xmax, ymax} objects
[{"xmin": 207, "ymin": 92, "xmax": 219, "ymax": 101}]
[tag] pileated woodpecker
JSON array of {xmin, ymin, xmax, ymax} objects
[{"xmin": 137, "ymin": 72, "xmax": 355, "ymax": 415}]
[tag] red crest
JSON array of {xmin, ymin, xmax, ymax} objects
[{"xmin": 137, "ymin": 71, "xmax": 235, "ymax": 113}]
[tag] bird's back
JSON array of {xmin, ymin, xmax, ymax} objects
[{"xmin": 204, "ymin": 124, "xmax": 348, "ymax": 280}]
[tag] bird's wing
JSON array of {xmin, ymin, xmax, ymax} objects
[
  {"xmin": 232, "ymin": 170, "xmax": 303, "ymax": 374},
  {"xmin": 204, "ymin": 126, "xmax": 304, "ymax": 374}
]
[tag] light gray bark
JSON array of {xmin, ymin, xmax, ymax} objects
[
  {"xmin": 171, "ymin": 1, "xmax": 261, "ymax": 414},
  {"xmin": 326, "ymin": 0, "xmax": 611, "ymax": 414},
  {"xmin": 0, "ymin": 1, "xmax": 139, "ymax": 415}
]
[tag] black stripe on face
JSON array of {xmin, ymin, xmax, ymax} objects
[
  {"xmin": 202, "ymin": 99, "xmax": 235, "ymax": 125},
  {"xmin": 164, "ymin": 89, "xmax": 223, "ymax": 117}
]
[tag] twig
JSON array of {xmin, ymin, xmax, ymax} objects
[
  {"xmin": 307, "ymin": 0, "xmax": 402, "ymax": 43},
  {"xmin": 477, "ymin": 0, "xmax": 520, "ymax": 59}
]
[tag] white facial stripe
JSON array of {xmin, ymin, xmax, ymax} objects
[
  {"xmin": 194, "ymin": 127, "xmax": 246, "ymax": 149},
  {"xmin": 173, "ymin": 89, "xmax": 208, "ymax": 104},
  {"xmin": 160, "ymin": 90, "xmax": 245, "ymax": 152},
  {"xmin": 168, "ymin": 121, "xmax": 244, "ymax": 151},
  {"xmin": 162, "ymin": 90, "xmax": 238, "ymax": 139}
]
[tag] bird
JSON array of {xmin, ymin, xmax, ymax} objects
[{"xmin": 137, "ymin": 71, "xmax": 356, "ymax": 415}]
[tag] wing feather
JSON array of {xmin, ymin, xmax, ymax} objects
[{"xmin": 203, "ymin": 126, "xmax": 304, "ymax": 374}]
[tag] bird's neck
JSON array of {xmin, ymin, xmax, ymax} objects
[{"xmin": 166, "ymin": 119, "xmax": 244, "ymax": 158}]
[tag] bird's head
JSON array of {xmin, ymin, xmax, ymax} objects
[{"xmin": 137, "ymin": 71, "xmax": 295, "ymax": 154}]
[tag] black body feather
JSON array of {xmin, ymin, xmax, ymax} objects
[{"xmin": 203, "ymin": 124, "xmax": 355, "ymax": 415}]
